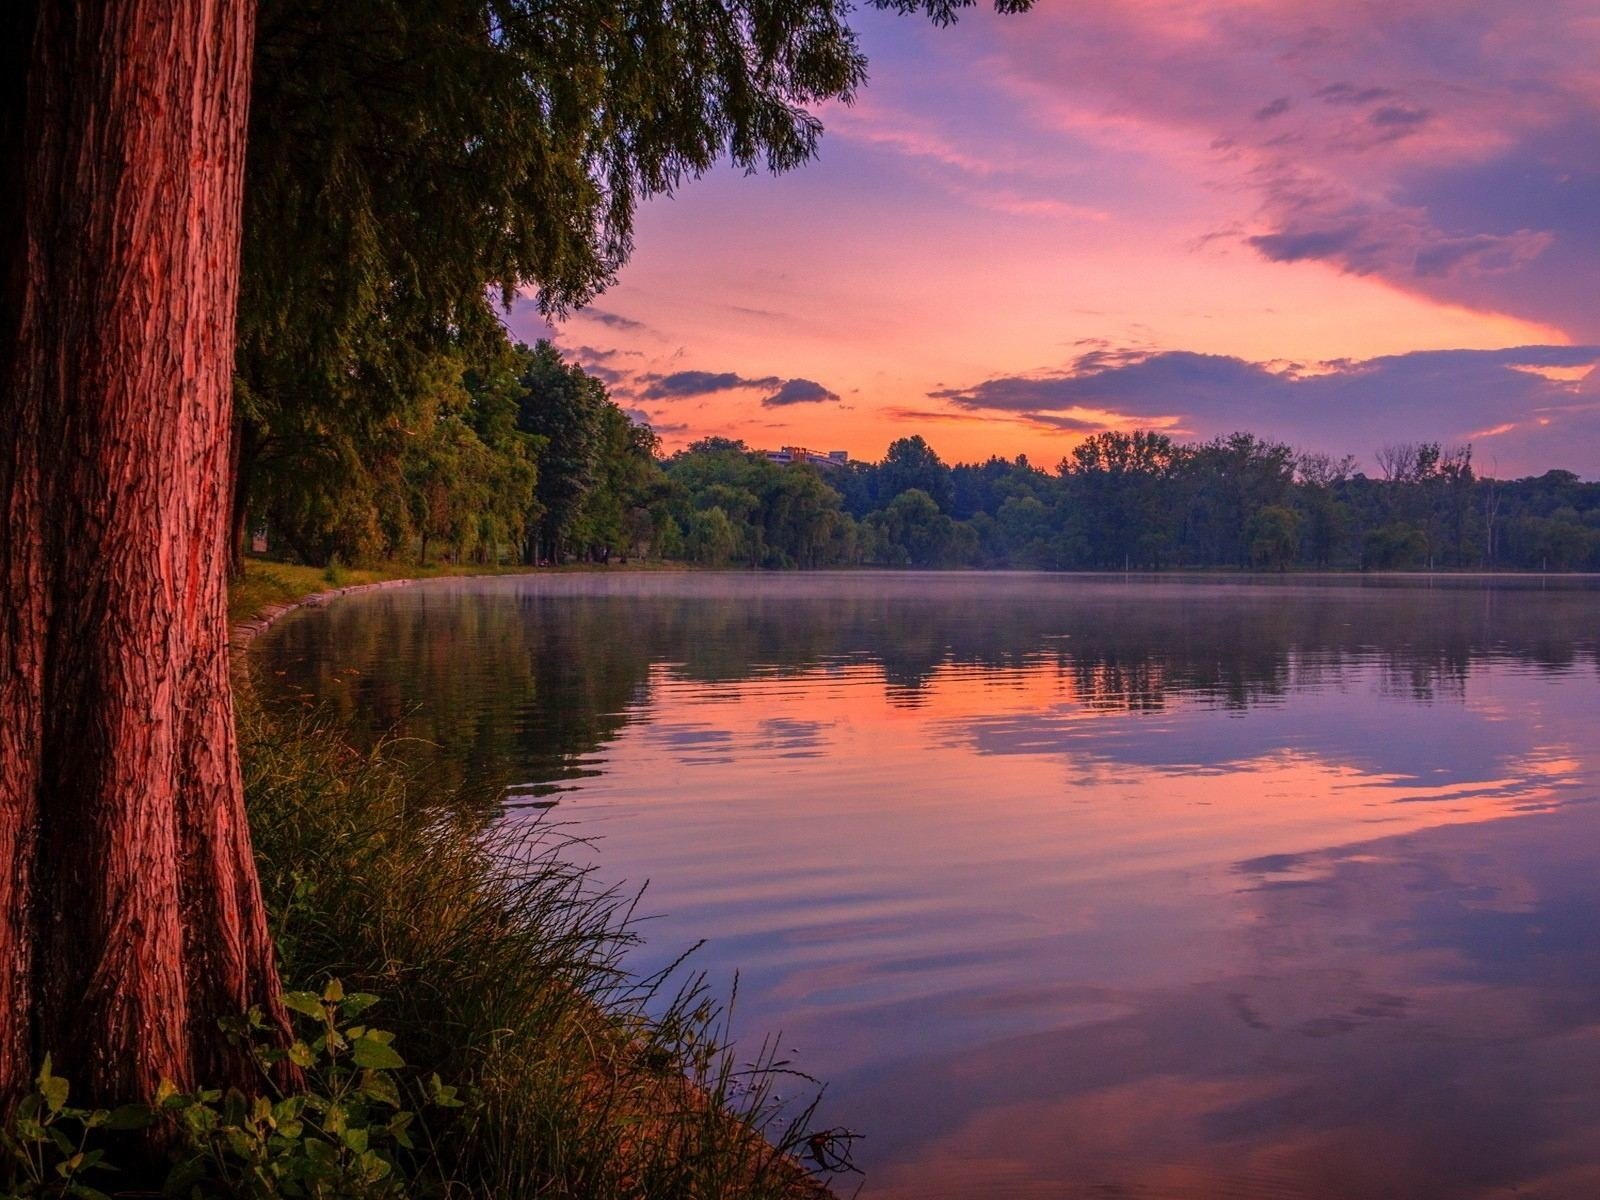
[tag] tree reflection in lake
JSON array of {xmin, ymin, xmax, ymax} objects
[{"xmin": 260, "ymin": 572, "xmax": 1600, "ymax": 1199}]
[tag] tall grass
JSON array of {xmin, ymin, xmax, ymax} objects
[{"xmin": 240, "ymin": 699, "xmax": 840, "ymax": 1198}]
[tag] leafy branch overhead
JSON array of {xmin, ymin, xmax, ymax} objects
[{"xmin": 234, "ymin": 0, "xmax": 1032, "ymax": 571}]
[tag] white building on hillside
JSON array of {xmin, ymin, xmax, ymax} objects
[{"xmin": 765, "ymin": 446, "xmax": 850, "ymax": 468}]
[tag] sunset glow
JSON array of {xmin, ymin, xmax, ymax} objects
[{"xmin": 514, "ymin": 1, "xmax": 1600, "ymax": 475}]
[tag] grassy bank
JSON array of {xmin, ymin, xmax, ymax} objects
[
  {"xmin": 234, "ymin": 569, "xmax": 839, "ymax": 1198},
  {"xmin": 228, "ymin": 556, "xmax": 703, "ymax": 626}
]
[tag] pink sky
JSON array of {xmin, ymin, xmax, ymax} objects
[{"xmin": 510, "ymin": 0, "xmax": 1600, "ymax": 476}]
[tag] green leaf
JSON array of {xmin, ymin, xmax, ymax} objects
[
  {"xmin": 37, "ymin": 1056, "xmax": 68, "ymax": 1114},
  {"xmin": 359, "ymin": 1070, "xmax": 401, "ymax": 1108},
  {"xmin": 321, "ymin": 979, "xmax": 345, "ymax": 1004},
  {"xmin": 287, "ymin": 1040, "xmax": 315, "ymax": 1068},
  {"xmin": 349, "ymin": 1037, "xmax": 404, "ymax": 1070},
  {"xmin": 387, "ymin": 1111, "xmax": 415, "ymax": 1150},
  {"xmin": 428, "ymin": 1074, "xmax": 464, "ymax": 1109},
  {"xmin": 282, "ymin": 991, "xmax": 325, "ymax": 1019},
  {"xmin": 340, "ymin": 993, "xmax": 380, "ymax": 1018}
]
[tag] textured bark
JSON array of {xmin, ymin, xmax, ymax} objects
[
  {"xmin": 0, "ymin": 0, "xmax": 45, "ymax": 1106},
  {"xmin": 1, "ymin": 0, "xmax": 288, "ymax": 1108}
]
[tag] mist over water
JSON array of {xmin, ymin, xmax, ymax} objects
[{"xmin": 260, "ymin": 571, "xmax": 1600, "ymax": 1198}]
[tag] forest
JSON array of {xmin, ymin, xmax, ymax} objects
[{"xmin": 252, "ymin": 340, "xmax": 1600, "ymax": 574}]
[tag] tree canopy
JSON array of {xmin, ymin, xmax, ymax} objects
[
  {"xmin": 253, "ymin": 343, "xmax": 1600, "ymax": 575},
  {"xmin": 233, "ymin": 0, "xmax": 1033, "ymax": 569}
]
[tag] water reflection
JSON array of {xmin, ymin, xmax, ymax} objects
[{"xmin": 259, "ymin": 572, "xmax": 1600, "ymax": 1198}]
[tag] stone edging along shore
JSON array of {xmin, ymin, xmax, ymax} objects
[{"xmin": 229, "ymin": 576, "xmax": 423, "ymax": 655}]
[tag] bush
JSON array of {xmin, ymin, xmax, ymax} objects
[{"xmin": 0, "ymin": 985, "xmax": 463, "ymax": 1200}]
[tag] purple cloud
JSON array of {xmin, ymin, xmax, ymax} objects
[
  {"xmin": 978, "ymin": 1, "xmax": 1600, "ymax": 337},
  {"xmin": 581, "ymin": 308, "xmax": 647, "ymax": 331},
  {"xmin": 932, "ymin": 345, "xmax": 1600, "ymax": 475},
  {"xmin": 762, "ymin": 379, "xmax": 841, "ymax": 407},
  {"xmin": 1370, "ymin": 105, "xmax": 1430, "ymax": 131},
  {"xmin": 640, "ymin": 370, "xmax": 783, "ymax": 399},
  {"xmin": 1315, "ymin": 84, "xmax": 1397, "ymax": 107}
]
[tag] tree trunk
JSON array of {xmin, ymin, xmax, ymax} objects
[{"xmin": 0, "ymin": 0, "xmax": 289, "ymax": 1110}]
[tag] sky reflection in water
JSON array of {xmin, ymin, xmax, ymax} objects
[{"xmin": 260, "ymin": 573, "xmax": 1600, "ymax": 1199}]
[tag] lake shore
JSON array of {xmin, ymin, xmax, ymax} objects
[
  {"xmin": 231, "ymin": 560, "xmax": 835, "ymax": 1199},
  {"xmin": 228, "ymin": 556, "xmax": 706, "ymax": 629}
]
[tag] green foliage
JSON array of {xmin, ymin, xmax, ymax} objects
[
  {"xmin": 1062, "ymin": 431, "xmax": 1184, "ymax": 568},
  {"xmin": 510, "ymin": 342, "xmax": 607, "ymax": 561},
  {"xmin": 0, "ymin": 987, "xmax": 465, "ymax": 1200},
  {"xmin": 0, "ymin": 1056, "xmax": 140, "ymax": 1200},
  {"xmin": 664, "ymin": 440, "xmax": 848, "ymax": 568},
  {"xmin": 1246, "ymin": 505, "xmax": 1302, "ymax": 571},
  {"xmin": 1363, "ymin": 521, "xmax": 1428, "ymax": 570},
  {"xmin": 505, "ymin": 341, "xmax": 667, "ymax": 564},
  {"xmin": 877, "ymin": 436, "xmax": 953, "ymax": 512},
  {"xmin": 160, "ymin": 984, "xmax": 447, "ymax": 1200},
  {"xmin": 685, "ymin": 506, "xmax": 739, "ymax": 566},
  {"xmin": 231, "ymin": 0, "xmax": 1030, "ymax": 573},
  {"xmin": 243, "ymin": 329, "xmax": 1599, "ymax": 576},
  {"xmin": 253, "ymin": 340, "xmax": 666, "ymax": 570},
  {"xmin": 865, "ymin": 488, "xmax": 956, "ymax": 567}
]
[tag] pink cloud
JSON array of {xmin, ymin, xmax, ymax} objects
[{"xmin": 967, "ymin": 0, "xmax": 1600, "ymax": 335}]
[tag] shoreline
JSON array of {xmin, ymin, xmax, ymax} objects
[
  {"xmin": 230, "ymin": 576, "xmax": 425, "ymax": 654},
  {"xmin": 229, "ymin": 562, "xmax": 835, "ymax": 1198},
  {"xmin": 228, "ymin": 559, "xmax": 1600, "ymax": 663}
]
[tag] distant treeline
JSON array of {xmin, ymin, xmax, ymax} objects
[{"xmin": 250, "ymin": 341, "xmax": 1600, "ymax": 573}]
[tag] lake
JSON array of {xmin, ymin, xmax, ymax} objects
[{"xmin": 257, "ymin": 571, "xmax": 1600, "ymax": 1198}]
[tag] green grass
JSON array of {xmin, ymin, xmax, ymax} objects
[
  {"xmin": 228, "ymin": 556, "xmax": 695, "ymax": 627},
  {"xmin": 235, "ymin": 598, "xmax": 839, "ymax": 1196},
  {"xmin": 228, "ymin": 559, "xmax": 527, "ymax": 626}
]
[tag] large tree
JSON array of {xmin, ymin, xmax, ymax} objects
[
  {"xmin": 2, "ymin": 0, "xmax": 1031, "ymax": 1120},
  {"xmin": 1, "ymin": 0, "xmax": 289, "ymax": 1107}
]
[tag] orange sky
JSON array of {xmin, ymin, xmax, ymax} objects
[{"xmin": 511, "ymin": 1, "xmax": 1600, "ymax": 474}]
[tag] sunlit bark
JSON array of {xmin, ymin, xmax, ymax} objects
[{"xmin": 0, "ymin": 0, "xmax": 287, "ymax": 1106}]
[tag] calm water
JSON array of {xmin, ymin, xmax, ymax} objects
[{"xmin": 258, "ymin": 572, "xmax": 1600, "ymax": 1199}]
